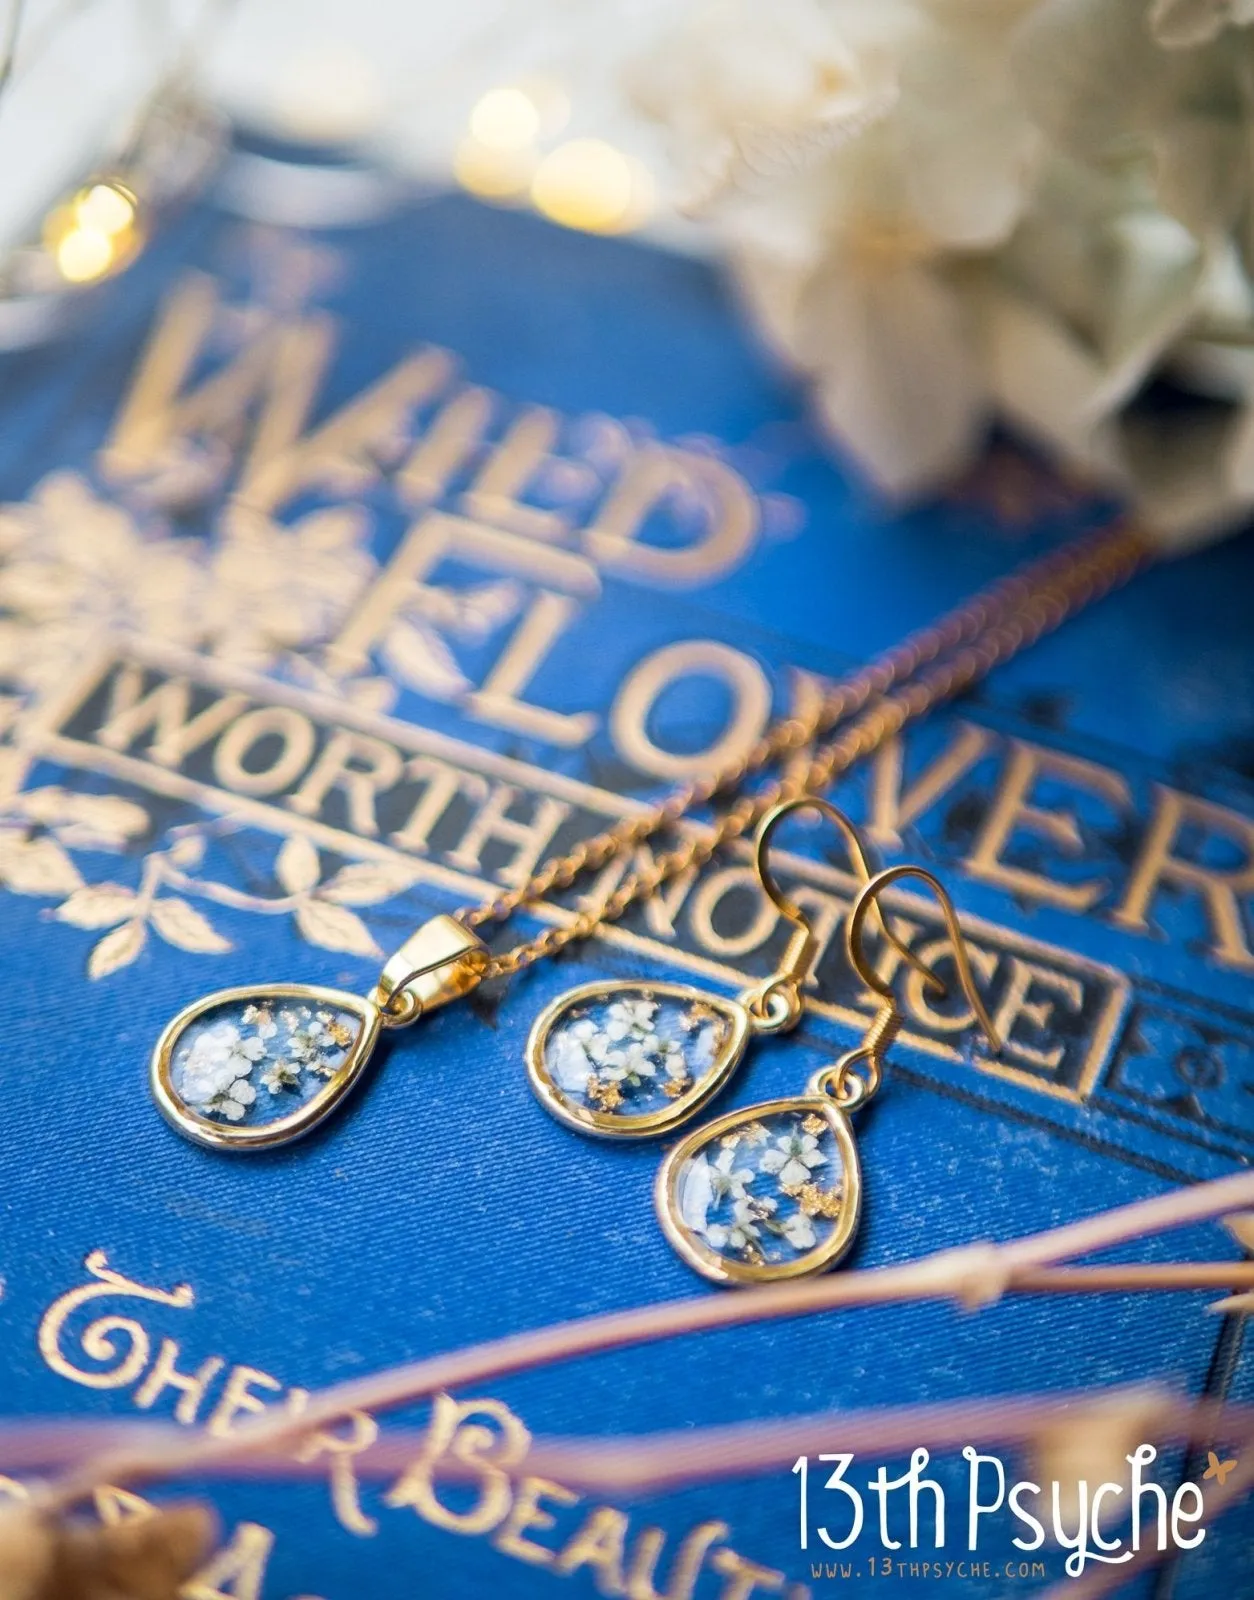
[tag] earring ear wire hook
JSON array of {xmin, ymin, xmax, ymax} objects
[
  {"xmin": 847, "ymin": 864, "xmax": 1002, "ymax": 1056},
  {"xmin": 743, "ymin": 796, "xmax": 931, "ymax": 1032},
  {"xmin": 816, "ymin": 864, "xmax": 1001, "ymax": 1112}
]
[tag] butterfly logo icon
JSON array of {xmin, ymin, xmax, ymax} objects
[{"xmin": 1203, "ymin": 1450, "xmax": 1237, "ymax": 1487}]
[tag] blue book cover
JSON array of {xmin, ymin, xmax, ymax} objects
[{"xmin": 0, "ymin": 135, "xmax": 1252, "ymax": 1598}]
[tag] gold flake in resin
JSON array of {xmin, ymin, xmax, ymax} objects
[
  {"xmin": 526, "ymin": 980, "xmax": 750, "ymax": 1139},
  {"xmin": 657, "ymin": 1097, "xmax": 862, "ymax": 1285}
]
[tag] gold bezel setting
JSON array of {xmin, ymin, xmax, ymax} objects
[
  {"xmin": 525, "ymin": 979, "xmax": 750, "ymax": 1140},
  {"xmin": 655, "ymin": 1096, "xmax": 862, "ymax": 1285},
  {"xmin": 150, "ymin": 983, "xmax": 382, "ymax": 1151}
]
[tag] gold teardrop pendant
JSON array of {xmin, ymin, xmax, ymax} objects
[
  {"xmin": 151, "ymin": 985, "xmax": 381, "ymax": 1152},
  {"xmin": 526, "ymin": 980, "xmax": 750, "ymax": 1139},
  {"xmin": 656, "ymin": 1092, "xmax": 862, "ymax": 1285}
]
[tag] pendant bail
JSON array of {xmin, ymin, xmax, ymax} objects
[{"xmin": 371, "ymin": 914, "xmax": 488, "ymax": 1027}]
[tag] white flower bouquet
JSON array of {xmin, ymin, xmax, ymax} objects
[{"xmin": 633, "ymin": 0, "xmax": 1254, "ymax": 547}]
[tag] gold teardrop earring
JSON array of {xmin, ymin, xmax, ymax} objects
[
  {"xmin": 655, "ymin": 822, "xmax": 1002, "ymax": 1287},
  {"xmin": 523, "ymin": 797, "xmax": 930, "ymax": 1140}
]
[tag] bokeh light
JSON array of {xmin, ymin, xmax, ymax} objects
[
  {"xmin": 43, "ymin": 180, "xmax": 142, "ymax": 284},
  {"xmin": 453, "ymin": 137, "xmax": 536, "ymax": 200},
  {"xmin": 469, "ymin": 86, "xmax": 542, "ymax": 150},
  {"xmin": 530, "ymin": 139, "xmax": 653, "ymax": 235}
]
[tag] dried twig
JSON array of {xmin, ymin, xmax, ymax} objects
[
  {"xmin": 0, "ymin": 1171, "xmax": 1243, "ymax": 1509},
  {"xmin": 0, "ymin": 1175, "xmax": 1246, "ymax": 1600}
]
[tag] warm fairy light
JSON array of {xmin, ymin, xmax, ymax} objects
[
  {"xmin": 44, "ymin": 180, "xmax": 142, "ymax": 285},
  {"xmin": 74, "ymin": 182, "xmax": 137, "ymax": 235},
  {"xmin": 54, "ymin": 228, "xmax": 117, "ymax": 283},
  {"xmin": 469, "ymin": 86, "xmax": 542, "ymax": 150},
  {"xmin": 453, "ymin": 137, "xmax": 535, "ymax": 200},
  {"xmin": 530, "ymin": 139, "xmax": 653, "ymax": 235},
  {"xmin": 455, "ymin": 87, "xmax": 647, "ymax": 232}
]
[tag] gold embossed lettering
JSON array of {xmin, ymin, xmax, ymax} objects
[
  {"xmin": 329, "ymin": 511, "xmax": 599, "ymax": 744},
  {"xmin": 689, "ymin": 864, "xmax": 778, "ymax": 958},
  {"xmin": 385, "ymin": 1394, "xmax": 530, "ymax": 1536},
  {"xmin": 902, "ymin": 939, "xmax": 998, "ymax": 1035},
  {"xmin": 866, "ymin": 725, "xmax": 996, "ymax": 849},
  {"xmin": 389, "ymin": 757, "xmax": 488, "ymax": 853},
  {"xmin": 625, "ymin": 1520, "xmax": 730, "ymax": 1600},
  {"xmin": 493, "ymin": 1475, "xmax": 580, "ymax": 1566},
  {"xmin": 295, "ymin": 1411, "xmax": 380, "ymax": 1537},
  {"xmin": 965, "ymin": 741, "xmax": 1130, "ymax": 913},
  {"xmin": 462, "ymin": 407, "xmax": 569, "ymax": 542},
  {"xmin": 38, "ymin": 1251, "xmax": 193, "ymax": 1390},
  {"xmin": 206, "ymin": 1365, "xmax": 284, "ymax": 1438},
  {"xmin": 467, "ymin": 591, "xmax": 600, "ymax": 745},
  {"xmin": 238, "ymin": 348, "xmax": 454, "ymax": 514},
  {"xmin": 97, "ymin": 668, "xmax": 248, "ymax": 769},
  {"xmin": 444, "ymin": 781, "xmax": 572, "ymax": 888},
  {"xmin": 182, "ymin": 1522, "xmax": 275, "ymax": 1600},
  {"xmin": 133, "ymin": 1337, "xmax": 224, "ymax": 1425},
  {"xmin": 554, "ymin": 1504, "xmax": 631, "ymax": 1593},
  {"xmin": 102, "ymin": 274, "xmax": 324, "ymax": 497},
  {"xmin": 94, "ymin": 1485, "xmax": 157, "ymax": 1524},
  {"xmin": 397, "ymin": 387, "xmax": 494, "ymax": 504},
  {"xmin": 1113, "ymin": 786, "xmax": 1254, "ymax": 972},
  {"xmin": 861, "ymin": 915, "xmax": 925, "ymax": 994},
  {"xmin": 213, "ymin": 706, "xmax": 317, "ymax": 796},
  {"xmin": 581, "ymin": 843, "xmax": 697, "ymax": 940},
  {"xmin": 993, "ymin": 958, "xmax": 1084, "ymax": 1071},
  {"xmin": 329, "ymin": 510, "xmax": 597, "ymax": 673},
  {"xmin": 585, "ymin": 445, "xmax": 758, "ymax": 586},
  {"xmin": 611, "ymin": 640, "xmax": 772, "ymax": 781},
  {"xmin": 287, "ymin": 730, "xmax": 404, "ymax": 836}
]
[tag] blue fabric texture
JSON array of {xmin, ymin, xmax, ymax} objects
[{"xmin": 0, "ymin": 135, "xmax": 1251, "ymax": 1598}]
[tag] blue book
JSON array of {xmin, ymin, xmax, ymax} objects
[{"xmin": 0, "ymin": 134, "xmax": 1251, "ymax": 1598}]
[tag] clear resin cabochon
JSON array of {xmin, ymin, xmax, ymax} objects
[
  {"xmin": 656, "ymin": 1097, "xmax": 862, "ymax": 1285},
  {"xmin": 526, "ymin": 980, "xmax": 750, "ymax": 1138},
  {"xmin": 151, "ymin": 985, "xmax": 381, "ymax": 1150}
]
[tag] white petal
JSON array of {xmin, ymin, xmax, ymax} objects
[
  {"xmin": 978, "ymin": 284, "xmax": 1124, "ymax": 470},
  {"xmin": 549, "ymin": 1035, "xmax": 592, "ymax": 1093},
  {"xmin": 778, "ymin": 1157, "xmax": 813, "ymax": 1189},
  {"xmin": 896, "ymin": 19, "xmax": 1038, "ymax": 248},
  {"xmin": 1154, "ymin": 116, "xmax": 1246, "ymax": 238},
  {"xmin": 785, "ymin": 1214, "xmax": 817, "ymax": 1249},
  {"xmin": 1011, "ymin": 0, "xmax": 1166, "ymax": 158},
  {"xmin": 801, "ymin": 258, "xmax": 987, "ymax": 495}
]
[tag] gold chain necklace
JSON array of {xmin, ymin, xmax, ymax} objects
[{"xmin": 148, "ymin": 520, "xmax": 1145, "ymax": 1151}]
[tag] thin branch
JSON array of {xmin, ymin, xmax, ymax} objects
[
  {"xmin": 28, "ymin": 1170, "xmax": 1254, "ymax": 1508},
  {"xmin": 514, "ymin": 1393, "xmax": 1254, "ymax": 1497},
  {"xmin": 5, "ymin": 1390, "xmax": 1254, "ymax": 1492}
]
